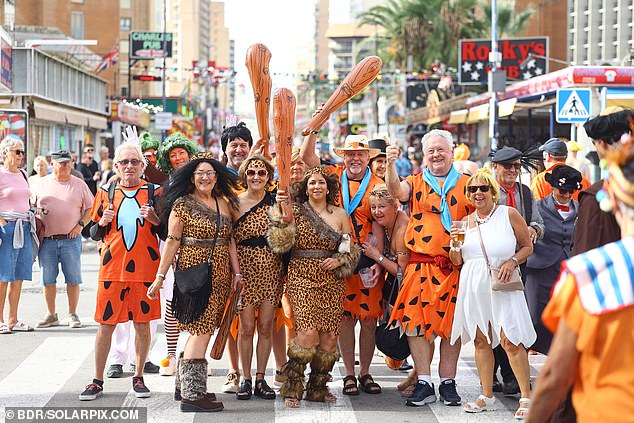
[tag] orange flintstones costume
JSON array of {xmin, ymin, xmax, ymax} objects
[
  {"xmin": 328, "ymin": 164, "xmax": 384, "ymax": 320},
  {"xmin": 389, "ymin": 172, "xmax": 473, "ymax": 339}
]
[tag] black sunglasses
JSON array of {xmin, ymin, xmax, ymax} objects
[
  {"xmin": 557, "ymin": 188, "xmax": 575, "ymax": 195},
  {"xmin": 499, "ymin": 162, "xmax": 521, "ymax": 171},
  {"xmin": 12, "ymin": 149, "xmax": 25, "ymax": 156},
  {"xmin": 467, "ymin": 185, "xmax": 490, "ymax": 194}
]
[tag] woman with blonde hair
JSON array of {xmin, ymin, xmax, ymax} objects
[
  {"xmin": 29, "ymin": 156, "xmax": 49, "ymax": 186},
  {"xmin": 449, "ymin": 167, "xmax": 535, "ymax": 419}
]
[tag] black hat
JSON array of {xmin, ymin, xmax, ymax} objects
[
  {"xmin": 539, "ymin": 138, "xmax": 568, "ymax": 156},
  {"xmin": 491, "ymin": 146, "xmax": 522, "ymax": 163},
  {"xmin": 51, "ymin": 150, "xmax": 71, "ymax": 163},
  {"xmin": 545, "ymin": 164, "xmax": 583, "ymax": 191},
  {"xmin": 368, "ymin": 138, "xmax": 388, "ymax": 157}
]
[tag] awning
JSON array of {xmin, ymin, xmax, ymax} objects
[
  {"xmin": 88, "ymin": 115, "xmax": 108, "ymax": 129},
  {"xmin": 498, "ymin": 98, "xmax": 517, "ymax": 117},
  {"xmin": 466, "ymin": 104, "xmax": 489, "ymax": 123},
  {"xmin": 605, "ymin": 88, "xmax": 634, "ymax": 109},
  {"xmin": 33, "ymin": 101, "xmax": 66, "ymax": 123},
  {"xmin": 65, "ymin": 109, "xmax": 88, "ymax": 126},
  {"xmin": 448, "ymin": 109, "xmax": 468, "ymax": 124}
]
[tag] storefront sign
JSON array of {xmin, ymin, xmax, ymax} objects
[
  {"xmin": 110, "ymin": 101, "xmax": 151, "ymax": 128},
  {"xmin": 130, "ymin": 32, "xmax": 173, "ymax": 59},
  {"xmin": 459, "ymin": 37, "xmax": 548, "ymax": 85},
  {"xmin": 0, "ymin": 28, "xmax": 12, "ymax": 91}
]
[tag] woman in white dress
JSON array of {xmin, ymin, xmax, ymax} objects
[{"xmin": 448, "ymin": 167, "xmax": 535, "ymax": 419}]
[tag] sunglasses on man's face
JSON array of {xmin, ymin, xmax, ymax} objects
[
  {"xmin": 117, "ymin": 159, "xmax": 142, "ymax": 167},
  {"xmin": 12, "ymin": 149, "xmax": 25, "ymax": 156},
  {"xmin": 499, "ymin": 162, "xmax": 521, "ymax": 171},
  {"xmin": 467, "ymin": 185, "xmax": 491, "ymax": 194}
]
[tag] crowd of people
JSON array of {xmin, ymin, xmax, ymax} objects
[{"xmin": 0, "ymin": 106, "xmax": 633, "ymax": 421}]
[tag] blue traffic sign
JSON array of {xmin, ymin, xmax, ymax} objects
[{"xmin": 556, "ymin": 88, "xmax": 592, "ymax": 123}]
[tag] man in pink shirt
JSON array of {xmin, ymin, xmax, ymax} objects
[{"xmin": 31, "ymin": 150, "xmax": 94, "ymax": 329}]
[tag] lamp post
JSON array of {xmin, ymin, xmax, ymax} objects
[{"xmin": 488, "ymin": 0, "xmax": 504, "ymax": 151}]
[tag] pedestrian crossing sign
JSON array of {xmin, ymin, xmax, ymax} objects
[{"xmin": 556, "ymin": 88, "xmax": 592, "ymax": 123}]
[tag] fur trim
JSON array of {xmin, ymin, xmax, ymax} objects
[
  {"xmin": 279, "ymin": 340, "xmax": 317, "ymax": 401},
  {"xmin": 333, "ymin": 243, "xmax": 361, "ymax": 279},
  {"xmin": 305, "ymin": 347, "xmax": 339, "ymax": 402},
  {"xmin": 266, "ymin": 204, "xmax": 296, "ymax": 254},
  {"xmin": 175, "ymin": 352, "xmax": 184, "ymax": 394},
  {"xmin": 179, "ymin": 358, "xmax": 208, "ymax": 401}
]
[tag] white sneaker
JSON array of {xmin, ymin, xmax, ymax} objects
[
  {"xmin": 68, "ymin": 313, "xmax": 82, "ymax": 328},
  {"xmin": 221, "ymin": 371, "xmax": 240, "ymax": 393},
  {"xmin": 159, "ymin": 355, "xmax": 176, "ymax": 376}
]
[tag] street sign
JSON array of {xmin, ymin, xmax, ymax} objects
[
  {"xmin": 556, "ymin": 88, "xmax": 592, "ymax": 123},
  {"xmin": 155, "ymin": 112, "xmax": 173, "ymax": 130},
  {"xmin": 130, "ymin": 32, "xmax": 172, "ymax": 59}
]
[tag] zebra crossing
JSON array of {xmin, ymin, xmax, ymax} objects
[{"xmin": 0, "ymin": 323, "xmax": 545, "ymax": 423}]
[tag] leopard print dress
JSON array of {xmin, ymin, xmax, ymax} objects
[
  {"xmin": 234, "ymin": 192, "xmax": 283, "ymax": 312},
  {"xmin": 173, "ymin": 195, "xmax": 233, "ymax": 335},
  {"xmin": 286, "ymin": 203, "xmax": 346, "ymax": 335}
]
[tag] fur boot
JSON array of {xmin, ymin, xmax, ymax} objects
[
  {"xmin": 333, "ymin": 243, "xmax": 361, "ymax": 279},
  {"xmin": 174, "ymin": 352, "xmax": 184, "ymax": 401},
  {"xmin": 179, "ymin": 358, "xmax": 223, "ymax": 412},
  {"xmin": 305, "ymin": 347, "xmax": 339, "ymax": 402},
  {"xmin": 267, "ymin": 204, "xmax": 296, "ymax": 254},
  {"xmin": 279, "ymin": 340, "xmax": 317, "ymax": 401}
]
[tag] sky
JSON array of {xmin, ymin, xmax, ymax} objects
[{"xmin": 223, "ymin": 0, "xmax": 350, "ymax": 119}]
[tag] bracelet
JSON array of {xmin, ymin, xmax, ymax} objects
[
  {"xmin": 510, "ymin": 257, "xmax": 519, "ymax": 265},
  {"xmin": 156, "ymin": 273, "xmax": 165, "ymax": 279},
  {"xmin": 233, "ymin": 273, "xmax": 242, "ymax": 278},
  {"xmin": 378, "ymin": 255, "xmax": 385, "ymax": 263},
  {"xmin": 450, "ymin": 247, "xmax": 462, "ymax": 252}
]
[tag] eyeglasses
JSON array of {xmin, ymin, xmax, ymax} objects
[
  {"xmin": 117, "ymin": 159, "xmax": 142, "ymax": 167},
  {"xmin": 12, "ymin": 149, "xmax": 25, "ymax": 156},
  {"xmin": 84, "ymin": 149, "xmax": 94, "ymax": 154},
  {"xmin": 557, "ymin": 188, "xmax": 574, "ymax": 195},
  {"xmin": 499, "ymin": 162, "xmax": 521, "ymax": 171},
  {"xmin": 193, "ymin": 170, "xmax": 217, "ymax": 177},
  {"xmin": 246, "ymin": 169, "xmax": 268, "ymax": 177},
  {"xmin": 467, "ymin": 185, "xmax": 491, "ymax": 193}
]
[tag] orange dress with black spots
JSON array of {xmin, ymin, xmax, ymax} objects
[
  {"xmin": 329, "ymin": 165, "xmax": 384, "ymax": 320},
  {"xmin": 388, "ymin": 173, "xmax": 473, "ymax": 339},
  {"xmin": 90, "ymin": 182, "xmax": 162, "ymax": 324}
]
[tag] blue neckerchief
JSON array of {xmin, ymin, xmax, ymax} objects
[
  {"xmin": 341, "ymin": 167, "xmax": 372, "ymax": 216},
  {"xmin": 226, "ymin": 165, "xmax": 238, "ymax": 175},
  {"xmin": 422, "ymin": 165, "xmax": 461, "ymax": 232}
]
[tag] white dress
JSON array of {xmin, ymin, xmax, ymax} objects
[{"xmin": 450, "ymin": 206, "xmax": 536, "ymax": 348}]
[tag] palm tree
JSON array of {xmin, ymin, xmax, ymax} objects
[
  {"xmin": 358, "ymin": 0, "xmax": 487, "ymax": 70},
  {"xmin": 481, "ymin": 1, "xmax": 535, "ymax": 38}
]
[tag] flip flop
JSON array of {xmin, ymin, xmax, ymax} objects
[
  {"xmin": 0, "ymin": 322, "xmax": 12, "ymax": 334},
  {"xmin": 10, "ymin": 321, "xmax": 34, "ymax": 332}
]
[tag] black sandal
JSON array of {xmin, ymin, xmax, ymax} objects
[
  {"xmin": 359, "ymin": 374, "xmax": 382, "ymax": 394},
  {"xmin": 342, "ymin": 375, "xmax": 360, "ymax": 396},
  {"xmin": 236, "ymin": 379, "xmax": 252, "ymax": 400},
  {"xmin": 254, "ymin": 376, "xmax": 276, "ymax": 400}
]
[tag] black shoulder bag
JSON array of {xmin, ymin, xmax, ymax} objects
[
  {"xmin": 172, "ymin": 197, "xmax": 220, "ymax": 324},
  {"xmin": 375, "ymin": 268, "xmax": 410, "ymax": 360}
]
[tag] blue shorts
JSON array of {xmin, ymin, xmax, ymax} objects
[
  {"xmin": 0, "ymin": 221, "xmax": 33, "ymax": 282},
  {"xmin": 38, "ymin": 237, "xmax": 83, "ymax": 286}
]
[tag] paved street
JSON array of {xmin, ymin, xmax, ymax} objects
[{"xmin": 0, "ymin": 243, "xmax": 546, "ymax": 423}]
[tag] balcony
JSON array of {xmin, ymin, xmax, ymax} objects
[{"xmin": 11, "ymin": 48, "xmax": 107, "ymax": 114}]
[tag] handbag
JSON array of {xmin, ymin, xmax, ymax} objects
[
  {"xmin": 474, "ymin": 215, "xmax": 523, "ymax": 292},
  {"xmin": 375, "ymin": 268, "xmax": 410, "ymax": 360},
  {"xmin": 174, "ymin": 197, "xmax": 220, "ymax": 295}
]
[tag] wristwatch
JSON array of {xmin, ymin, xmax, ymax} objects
[
  {"xmin": 78, "ymin": 221, "xmax": 85, "ymax": 228},
  {"xmin": 378, "ymin": 255, "xmax": 385, "ymax": 263},
  {"xmin": 511, "ymin": 256, "xmax": 519, "ymax": 265}
]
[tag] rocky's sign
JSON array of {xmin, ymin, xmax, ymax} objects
[{"xmin": 458, "ymin": 37, "xmax": 548, "ymax": 85}]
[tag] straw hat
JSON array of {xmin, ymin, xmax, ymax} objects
[{"xmin": 333, "ymin": 135, "xmax": 381, "ymax": 159}]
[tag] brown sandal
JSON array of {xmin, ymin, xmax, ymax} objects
[
  {"xmin": 342, "ymin": 375, "xmax": 360, "ymax": 396},
  {"xmin": 359, "ymin": 374, "xmax": 381, "ymax": 394}
]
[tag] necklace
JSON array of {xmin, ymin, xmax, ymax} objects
[{"xmin": 475, "ymin": 205, "xmax": 496, "ymax": 224}]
